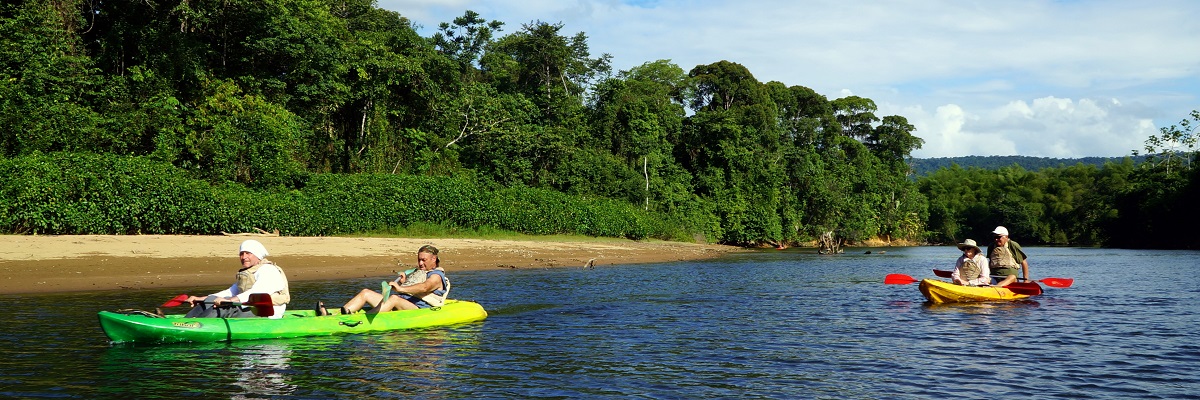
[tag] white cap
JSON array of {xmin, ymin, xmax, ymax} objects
[
  {"xmin": 992, "ymin": 226, "xmax": 1009, "ymax": 236},
  {"xmin": 239, "ymin": 240, "xmax": 269, "ymax": 260}
]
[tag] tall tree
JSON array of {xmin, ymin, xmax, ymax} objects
[
  {"xmin": 468, "ymin": 21, "xmax": 612, "ymax": 187},
  {"xmin": 0, "ymin": 0, "xmax": 107, "ymax": 156},
  {"xmin": 584, "ymin": 60, "xmax": 690, "ymax": 207},
  {"xmin": 680, "ymin": 61, "xmax": 784, "ymax": 244},
  {"xmin": 868, "ymin": 115, "xmax": 923, "ymax": 172},
  {"xmin": 482, "ymin": 21, "xmax": 610, "ymax": 124},
  {"xmin": 831, "ymin": 95, "xmax": 879, "ymax": 140},
  {"xmin": 431, "ymin": 10, "xmax": 503, "ymax": 80}
]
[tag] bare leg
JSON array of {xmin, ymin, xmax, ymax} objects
[
  {"xmin": 369, "ymin": 296, "xmax": 420, "ymax": 314},
  {"xmin": 994, "ymin": 275, "xmax": 1017, "ymax": 287},
  {"xmin": 341, "ymin": 288, "xmax": 383, "ymax": 314}
]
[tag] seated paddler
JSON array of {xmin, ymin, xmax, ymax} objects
[
  {"xmin": 184, "ymin": 239, "xmax": 291, "ymax": 319},
  {"xmin": 319, "ymin": 245, "xmax": 449, "ymax": 315},
  {"xmin": 951, "ymin": 238, "xmax": 991, "ymax": 286}
]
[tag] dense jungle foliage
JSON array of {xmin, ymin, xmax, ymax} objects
[
  {"xmin": 1, "ymin": 1, "xmax": 1196, "ymax": 248},
  {"xmin": 919, "ymin": 111, "xmax": 1199, "ymax": 249},
  {"xmin": 909, "ymin": 155, "xmax": 1145, "ymax": 177}
]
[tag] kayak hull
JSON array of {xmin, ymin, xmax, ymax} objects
[
  {"xmin": 918, "ymin": 279, "xmax": 1031, "ymax": 303},
  {"xmin": 98, "ymin": 299, "xmax": 487, "ymax": 344}
]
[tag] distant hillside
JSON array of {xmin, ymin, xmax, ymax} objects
[{"xmin": 910, "ymin": 155, "xmax": 1143, "ymax": 176}]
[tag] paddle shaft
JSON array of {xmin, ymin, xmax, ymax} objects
[
  {"xmin": 932, "ymin": 269, "xmax": 1073, "ymax": 288},
  {"xmin": 887, "ymin": 274, "xmax": 1041, "ymax": 295},
  {"xmin": 160, "ymin": 293, "xmax": 275, "ymax": 316}
]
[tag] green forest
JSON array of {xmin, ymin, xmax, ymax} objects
[
  {"xmin": 909, "ymin": 155, "xmax": 1146, "ymax": 177},
  {"xmin": 2, "ymin": 1, "xmax": 1197, "ymax": 249}
]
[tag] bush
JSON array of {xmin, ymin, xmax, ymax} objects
[{"xmin": 0, "ymin": 153, "xmax": 680, "ymax": 240}]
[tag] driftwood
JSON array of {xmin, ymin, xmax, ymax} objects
[
  {"xmin": 220, "ymin": 228, "xmax": 279, "ymax": 237},
  {"xmin": 817, "ymin": 231, "xmax": 843, "ymax": 254}
]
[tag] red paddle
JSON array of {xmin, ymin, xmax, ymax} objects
[
  {"xmin": 932, "ymin": 269, "xmax": 1074, "ymax": 288},
  {"xmin": 886, "ymin": 274, "xmax": 1042, "ymax": 296},
  {"xmin": 157, "ymin": 293, "xmax": 275, "ymax": 317},
  {"xmin": 1002, "ymin": 282, "xmax": 1043, "ymax": 296},
  {"xmin": 244, "ymin": 293, "xmax": 275, "ymax": 317},
  {"xmin": 885, "ymin": 274, "xmax": 920, "ymax": 285},
  {"xmin": 1036, "ymin": 277, "xmax": 1074, "ymax": 288},
  {"xmin": 160, "ymin": 294, "xmax": 191, "ymax": 307}
]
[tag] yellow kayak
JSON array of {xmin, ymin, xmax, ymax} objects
[{"xmin": 918, "ymin": 279, "xmax": 1032, "ymax": 303}]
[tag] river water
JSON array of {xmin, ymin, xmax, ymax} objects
[{"xmin": 0, "ymin": 246, "xmax": 1197, "ymax": 399}]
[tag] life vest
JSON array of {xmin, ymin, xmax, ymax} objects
[
  {"xmin": 989, "ymin": 245, "xmax": 1018, "ymax": 268},
  {"xmin": 959, "ymin": 257, "xmax": 983, "ymax": 281},
  {"xmin": 989, "ymin": 244, "xmax": 1021, "ymax": 277},
  {"xmin": 400, "ymin": 267, "xmax": 449, "ymax": 307},
  {"xmin": 233, "ymin": 259, "xmax": 291, "ymax": 305},
  {"xmin": 399, "ymin": 268, "xmax": 427, "ymax": 285}
]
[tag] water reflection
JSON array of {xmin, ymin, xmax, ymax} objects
[
  {"xmin": 233, "ymin": 343, "xmax": 295, "ymax": 398},
  {"xmin": 3, "ymin": 247, "xmax": 1200, "ymax": 398},
  {"xmin": 90, "ymin": 327, "xmax": 485, "ymax": 398},
  {"xmin": 922, "ymin": 299, "xmax": 1040, "ymax": 312}
]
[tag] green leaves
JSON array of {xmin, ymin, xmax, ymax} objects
[
  {"xmin": 0, "ymin": 153, "xmax": 668, "ymax": 239},
  {"xmin": 0, "ymin": 153, "xmax": 222, "ymax": 234},
  {"xmin": 1, "ymin": 3, "xmax": 959, "ymax": 247},
  {"xmin": 152, "ymin": 77, "xmax": 307, "ymax": 188}
]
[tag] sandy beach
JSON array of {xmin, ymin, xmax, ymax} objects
[{"xmin": 0, "ymin": 235, "xmax": 744, "ymax": 294}]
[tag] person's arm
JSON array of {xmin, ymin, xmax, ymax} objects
[
  {"xmin": 972, "ymin": 256, "xmax": 991, "ymax": 286},
  {"xmin": 1010, "ymin": 241, "xmax": 1030, "ymax": 280},
  {"xmin": 189, "ymin": 287, "xmax": 234, "ymax": 305},
  {"xmin": 234, "ymin": 266, "xmax": 285, "ymax": 303},
  {"xmin": 391, "ymin": 271, "xmax": 443, "ymax": 296},
  {"xmin": 951, "ymin": 258, "xmax": 964, "ymax": 284}
]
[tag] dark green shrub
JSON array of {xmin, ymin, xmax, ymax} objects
[{"xmin": 0, "ymin": 153, "xmax": 684, "ymax": 240}]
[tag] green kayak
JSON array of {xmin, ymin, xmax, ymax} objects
[{"xmin": 98, "ymin": 299, "xmax": 488, "ymax": 344}]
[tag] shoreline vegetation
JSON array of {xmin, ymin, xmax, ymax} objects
[
  {"xmin": 1, "ymin": 234, "xmax": 923, "ymax": 295},
  {"xmin": 3, "ymin": 2, "xmax": 1196, "ymax": 277}
]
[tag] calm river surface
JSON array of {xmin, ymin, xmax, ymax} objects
[{"xmin": 1, "ymin": 246, "xmax": 1198, "ymax": 399}]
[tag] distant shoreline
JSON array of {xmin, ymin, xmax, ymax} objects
[{"xmin": 0, "ymin": 235, "xmax": 745, "ymax": 294}]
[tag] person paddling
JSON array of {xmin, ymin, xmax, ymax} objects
[
  {"xmin": 987, "ymin": 226, "xmax": 1030, "ymax": 287},
  {"xmin": 319, "ymin": 245, "xmax": 449, "ymax": 315},
  {"xmin": 184, "ymin": 240, "xmax": 291, "ymax": 319}
]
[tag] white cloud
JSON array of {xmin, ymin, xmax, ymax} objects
[
  {"xmin": 378, "ymin": 0, "xmax": 1200, "ymax": 158},
  {"xmin": 903, "ymin": 96, "xmax": 1155, "ymax": 158}
]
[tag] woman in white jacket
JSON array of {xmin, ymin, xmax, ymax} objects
[{"xmin": 951, "ymin": 239, "xmax": 991, "ymax": 286}]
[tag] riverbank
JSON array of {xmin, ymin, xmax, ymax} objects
[{"xmin": 0, "ymin": 235, "xmax": 744, "ymax": 294}]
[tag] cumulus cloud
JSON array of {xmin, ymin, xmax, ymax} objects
[
  {"xmin": 904, "ymin": 96, "xmax": 1156, "ymax": 158},
  {"xmin": 379, "ymin": 0, "xmax": 1200, "ymax": 158}
]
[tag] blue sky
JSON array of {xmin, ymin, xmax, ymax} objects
[{"xmin": 378, "ymin": 0, "xmax": 1200, "ymax": 158}]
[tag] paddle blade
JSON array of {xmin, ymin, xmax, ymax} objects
[
  {"xmin": 246, "ymin": 293, "xmax": 274, "ymax": 317},
  {"xmin": 1039, "ymin": 277, "xmax": 1074, "ymax": 288},
  {"xmin": 1004, "ymin": 282, "xmax": 1043, "ymax": 296},
  {"xmin": 378, "ymin": 280, "xmax": 392, "ymax": 305},
  {"xmin": 160, "ymin": 294, "xmax": 190, "ymax": 308},
  {"xmin": 884, "ymin": 274, "xmax": 919, "ymax": 285},
  {"xmin": 932, "ymin": 269, "xmax": 952, "ymax": 278}
]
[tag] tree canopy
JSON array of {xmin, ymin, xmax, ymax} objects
[{"xmin": 2, "ymin": 1, "xmax": 1195, "ymax": 249}]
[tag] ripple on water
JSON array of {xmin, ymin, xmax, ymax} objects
[{"xmin": 2, "ymin": 248, "xmax": 1200, "ymax": 398}]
